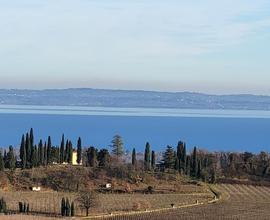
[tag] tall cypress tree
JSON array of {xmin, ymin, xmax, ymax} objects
[
  {"xmin": 44, "ymin": 142, "xmax": 47, "ymax": 166},
  {"xmin": 77, "ymin": 137, "xmax": 82, "ymax": 164},
  {"xmin": 60, "ymin": 134, "xmax": 65, "ymax": 163},
  {"xmin": 65, "ymin": 140, "xmax": 69, "ymax": 162},
  {"xmin": 38, "ymin": 140, "xmax": 43, "ymax": 166},
  {"xmin": 32, "ymin": 146, "xmax": 38, "ymax": 167},
  {"xmin": 132, "ymin": 148, "xmax": 136, "ymax": 167},
  {"xmin": 20, "ymin": 135, "xmax": 26, "ymax": 169},
  {"xmin": 144, "ymin": 142, "xmax": 151, "ymax": 170},
  {"xmin": 65, "ymin": 198, "xmax": 71, "ymax": 217},
  {"xmin": 0, "ymin": 151, "xmax": 4, "ymax": 171},
  {"xmin": 186, "ymin": 155, "xmax": 191, "ymax": 176},
  {"xmin": 151, "ymin": 150, "xmax": 156, "ymax": 169},
  {"xmin": 68, "ymin": 141, "xmax": 73, "ymax": 164},
  {"xmin": 191, "ymin": 147, "xmax": 198, "ymax": 177},
  {"xmin": 47, "ymin": 136, "xmax": 52, "ymax": 164},
  {"xmin": 25, "ymin": 133, "xmax": 31, "ymax": 167},
  {"xmin": 30, "ymin": 128, "xmax": 34, "ymax": 149},
  {"xmin": 61, "ymin": 197, "xmax": 66, "ymax": 216}
]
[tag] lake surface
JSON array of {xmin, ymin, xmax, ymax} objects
[{"xmin": 0, "ymin": 105, "xmax": 270, "ymax": 153}]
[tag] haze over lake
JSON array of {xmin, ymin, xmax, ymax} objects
[{"xmin": 0, "ymin": 105, "xmax": 269, "ymax": 153}]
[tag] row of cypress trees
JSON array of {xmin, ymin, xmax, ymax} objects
[
  {"xmin": 19, "ymin": 129, "xmax": 82, "ymax": 169},
  {"xmin": 61, "ymin": 198, "xmax": 75, "ymax": 217},
  {"xmin": 0, "ymin": 198, "xmax": 7, "ymax": 214}
]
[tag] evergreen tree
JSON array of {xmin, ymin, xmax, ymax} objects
[
  {"xmin": 0, "ymin": 151, "xmax": 4, "ymax": 171},
  {"xmin": 197, "ymin": 159, "xmax": 202, "ymax": 178},
  {"xmin": 132, "ymin": 148, "xmax": 136, "ymax": 167},
  {"xmin": 77, "ymin": 137, "xmax": 82, "ymax": 164},
  {"xmin": 30, "ymin": 128, "xmax": 34, "ymax": 149},
  {"xmin": 61, "ymin": 197, "xmax": 66, "ymax": 216},
  {"xmin": 32, "ymin": 146, "xmax": 38, "ymax": 167},
  {"xmin": 186, "ymin": 155, "xmax": 191, "ymax": 176},
  {"xmin": 65, "ymin": 198, "xmax": 71, "ymax": 216},
  {"xmin": 65, "ymin": 140, "xmax": 69, "ymax": 162},
  {"xmin": 44, "ymin": 142, "xmax": 47, "ymax": 166},
  {"xmin": 144, "ymin": 142, "xmax": 151, "ymax": 170},
  {"xmin": 97, "ymin": 149, "xmax": 110, "ymax": 167},
  {"xmin": 177, "ymin": 141, "xmax": 187, "ymax": 173},
  {"xmin": 163, "ymin": 146, "xmax": 175, "ymax": 169},
  {"xmin": 71, "ymin": 201, "xmax": 75, "ymax": 216},
  {"xmin": 47, "ymin": 136, "xmax": 52, "ymax": 164},
  {"xmin": 151, "ymin": 150, "xmax": 156, "ymax": 169},
  {"xmin": 87, "ymin": 147, "xmax": 97, "ymax": 167},
  {"xmin": 60, "ymin": 134, "xmax": 65, "ymax": 163},
  {"xmin": 7, "ymin": 146, "xmax": 16, "ymax": 170},
  {"xmin": 111, "ymin": 135, "xmax": 124, "ymax": 159},
  {"xmin": 25, "ymin": 133, "xmax": 31, "ymax": 167},
  {"xmin": 38, "ymin": 140, "xmax": 43, "ymax": 166},
  {"xmin": 191, "ymin": 147, "xmax": 198, "ymax": 177},
  {"xmin": 67, "ymin": 141, "xmax": 73, "ymax": 164},
  {"xmin": 20, "ymin": 134, "xmax": 26, "ymax": 169}
]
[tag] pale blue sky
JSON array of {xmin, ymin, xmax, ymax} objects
[{"xmin": 1, "ymin": 0, "xmax": 270, "ymax": 94}]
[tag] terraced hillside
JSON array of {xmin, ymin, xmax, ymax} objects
[{"xmin": 102, "ymin": 184, "xmax": 270, "ymax": 220}]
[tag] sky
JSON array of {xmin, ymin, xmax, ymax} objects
[{"xmin": 0, "ymin": 0, "xmax": 270, "ymax": 94}]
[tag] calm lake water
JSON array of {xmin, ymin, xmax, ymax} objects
[{"xmin": 0, "ymin": 105, "xmax": 270, "ymax": 153}]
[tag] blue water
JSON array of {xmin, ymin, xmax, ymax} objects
[{"xmin": 0, "ymin": 105, "xmax": 270, "ymax": 153}]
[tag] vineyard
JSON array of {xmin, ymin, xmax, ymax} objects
[
  {"xmin": 2, "ymin": 184, "xmax": 270, "ymax": 219},
  {"xmin": 0, "ymin": 183, "xmax": 210, "ymax": 217},
  {"xmin": 97, "ymin": 184, "xmax": 270, "ymax": 220}
]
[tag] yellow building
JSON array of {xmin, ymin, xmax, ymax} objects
[{"xmin": 72, "ymin": 151, "xmax": 82, "ymax": 166}]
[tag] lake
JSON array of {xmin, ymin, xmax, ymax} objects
[{"xmin": 0, "ymin": 105, "xmax": 270, "ymax": 153}]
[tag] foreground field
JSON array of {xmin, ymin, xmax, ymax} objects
[
  {"xmin": 102, "ymin": 184, "xmax": 270, "ymax": 220},
  {"xmin": 0, "ymin": 184, "xmax": 210, "ymax": 217}
]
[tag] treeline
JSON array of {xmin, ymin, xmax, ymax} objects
[{"xmin": 1, "ymin": 129, "xmax": 270, "ymax": 183}]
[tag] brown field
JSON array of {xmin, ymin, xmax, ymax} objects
[
  {"xmin": 2, "ymin": 184, "xmax": 270, "ymax": 219},
  {"xmin": 101, "ymin": 184, "xmax": 270, "ymax": 220},
  {"xmin": 0, "ymin": 183, "xmax": 210, "ymax": 217}
]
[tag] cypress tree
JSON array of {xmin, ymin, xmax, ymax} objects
[
  {"xmin": 60, "ymin": 135, "xmax": 65, "ymax": 163},
  {"xmin": 20, "ymin": 134, "xmax": 26, "ymax": 169},
  {"xmin": 61, "ymin": 197, "xmax": 66, "ymax": 216},
  {"xmin": 68, "ymin": 141, "xmax": 73, "ymax": 164},
  {"xmin": 65, "ymin": 140, "xmax": 69, "ymax": 162},
  {"xmin": 0, "ymin": 151, "xmax": 4, "ymax": 171},
  {"xmin": 65, "ymin": 198, "xmax": 71, "ymax": 216},
  {"xmin": 38, "ymin": 140, "xmax": 43, "ymax": 166},
  {"xmin": 30, "ymin": 128, "xmax": 34, "ymax": 149},
  {"xmin": 44, "ymin": 142, "xmax": 47, "ymax": 166},
  {"xmin": 132, "ymin": 148, "xmax": 136, "ymax": 167},
  {"xmin": 25, "ymin": 133, "xmax": 31, "ymax": 167},
  {"xmin": 144, "ymin": 142, "xmax": 151, "ymax": 170},
  {"xmin": 7, "ymin": 146, "xmax": 16, "ymax": 170},
  {"xmin": 191, "ymin": 147, "xmax": 198, "ymax": 177},
  {"xmin": 71, "ymin": 201, "xmax": 75, "ymax": 217},
  {"xmin": 32, "ymin": 146, "xmax": 38, "ymax": 167},
  {"xmin": 47, "ymin": 136, "xmax": 52, "ymax": 164},
  {"xmin": 77, "ymin": 137, "xmax": 82, "ymax": 164},
  {"xmin": 186, "ymin": 155, "xmax": 191, "ymax": 176},
  {"xmin": 151, "ymin": 150, "xmax": 156, "ymax": 169},
  {"xmin": 197, "ymin": 159, "xmax": 202, "ymax": 179}
]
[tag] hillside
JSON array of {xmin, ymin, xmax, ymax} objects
[{"xmin": 1, "ymin": 88, "xmax": 270, "ymax": 110}]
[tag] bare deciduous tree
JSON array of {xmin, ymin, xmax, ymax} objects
[{"xmin": 77, "ymin": 191, "xmax": 97, "ymax": 216}]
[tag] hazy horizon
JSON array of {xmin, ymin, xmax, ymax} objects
[{"xmin": 1, "ymin": 1, "xmax": 270, "ymax": 94}]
